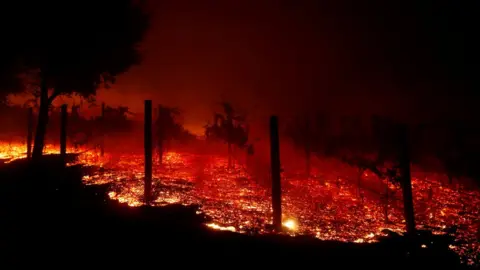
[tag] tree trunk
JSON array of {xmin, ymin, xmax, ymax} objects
[{"xmin": 32, "ymin": 81, "xmax": 50, "ymax": 160}]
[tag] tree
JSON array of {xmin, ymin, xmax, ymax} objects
[
  {"xmin": 204, "ymin": 102, "xmax": 250, "ymax": 168},
  {"xmin": 155, "ymin": 105, "xmax": 181, "ymax": 164},
  {"xmin": 2, "ymin": 0, "xmax": 149, "ymax": 159}
]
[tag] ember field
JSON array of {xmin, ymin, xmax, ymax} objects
[{"xmin": 1, "ymin": 141, "xmax": 479, "ymax": 265}]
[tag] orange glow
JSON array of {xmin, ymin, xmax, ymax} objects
[
  {"xmin": 0, "ymin": 141, "xmax": 102, "ymax": 163},
  {"xmin": 0, "ymin": 141, "xmax": 478, "ymax": 265},
  {"xmin": 206, "ymin": 223, "xmax": 236, "ymax": 232},
  {"xmin": 282, "ymin": 218, "xmax": 298, "ymax": 231}
]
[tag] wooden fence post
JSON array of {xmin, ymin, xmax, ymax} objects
[
  {"xmin": 60, "ymin": 104, "xmax": 67, "ymax": 158},
  {"xmin": 27, "ymin": 107, "xmax": 33, "ymax": 159},
  {"xmin": 399, "ymin": 125, "xmax": 416, "ymax": 235},
  {"xmin": 270, "ymin": 115, "xmax": 282, "ymax": 231},
  {"xmin": 101, "ymin": 102, "xmax": 105, "ymax": 157},
  {"xmin": 144, "ymin": 100, "xmax": 153, "ymax": 205}
]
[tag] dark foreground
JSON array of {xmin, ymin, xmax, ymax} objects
[{"xmin": 0, "ymin": 156, "xmax": 468, "ymax": 269}]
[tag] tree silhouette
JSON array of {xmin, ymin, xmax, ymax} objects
[
  {"xmin": 104, "ymin": 105, "xmax": 135, "ymax": 122},
  {"xmin": 1, "ymin": 0, "xmax": 149, "ymax": 159},
  {"xmin": 204, "ymin": 102, "xmax": 250, "ymax": 167},
  {"xmin": 155, "ymin": 105, "xmax": 181, "ymax": 164}
]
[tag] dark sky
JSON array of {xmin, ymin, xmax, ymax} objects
[{"xmin": 92, "ymin": 0, "xmax": 476, "ymax": 133}]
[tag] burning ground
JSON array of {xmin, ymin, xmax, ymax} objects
[{"xmin": 1, "ymin": 141, "xmax": 479, "ymax": 265}]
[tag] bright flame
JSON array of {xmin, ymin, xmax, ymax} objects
[
  {"xmin": 206, "ymin": 223, "xmax": 236, "ymax": 232},
  {"xmin": 282, "ymin": 218, "xmax": 298, "ymax": 231}
]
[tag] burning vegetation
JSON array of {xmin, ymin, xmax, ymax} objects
[
  {"xmin": 0, "ymin": 0, "xmax": 475, "ymax": 267},
  {"xmin": 1, "ymin": 96, "xmax": 479, "ymax": 266},
  {"xmin": 1, "ymin": 140, "xmax": 478, "ymax": 265}
]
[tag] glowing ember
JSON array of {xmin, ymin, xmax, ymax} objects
[
  {"xmin": 1, "ymin": 141, "xmax": 478, "ymax": 265},
  {"xmin": 282, "ymin": 218, "xmax": 298, "ymax": 231},
  {"xmin": 97, "ymin": 152, "xmax": 480, "ymax": 265},
  {"xmin": 206, "ymin": 223, "xmax": 236, "ymax": 232},
  {"xmin": 82, "ymin": 151, "xmax": 478, "ymax": 265},
  {"xmin": 0, "ymin": 141, "xmax": 103, "ymax": 165},
  {"xmin": 0, "ymin": 143, "xmax": 66, "ymax": 161}
]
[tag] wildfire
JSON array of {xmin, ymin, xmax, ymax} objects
[
  {"xmin": 0, "ymin": 143, "xmax": 68, "ymax": 161},
  {"xmin": 0, "ymin": 141, "xmax": 105, "ymax": 166},
  {"xmin": 92, "ymin": 151, "xmax": 479, "ymax": 265},
  {"xmin": 1, "ymin": 141, "xmax": 479, "ymax": 265},
  {"xmin": 206, "ymin": 223, "xmax": 236, "ymax": 232},
  {"xmin": 282, "ymin": 218, "xmax": 298, "ymax": 231}
]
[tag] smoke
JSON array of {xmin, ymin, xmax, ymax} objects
[{"xmin": 92, "ymin": 0, "xmax": 475, "ymax": 132}]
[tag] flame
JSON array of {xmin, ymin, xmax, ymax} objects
[
  {"xmin": 206, "ymin": 223, "xmax": 236, "ymax": 232},
  {"xmin": 0, "ymin": 141, "xmax": 105, "ymax": 165},
  {"xmin": 282, "ymin": 218, "xmax": 298, "ymax": 231},
  {"xmin": 0, "ymin": 140, "xmax": 478, "ymax": 265}
]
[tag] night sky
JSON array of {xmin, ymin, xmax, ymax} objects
[{"xmin": 23, "ymin": 0, "xmax": 476, "ymax": 133}]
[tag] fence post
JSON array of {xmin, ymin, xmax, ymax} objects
[
  {"xmin": 27, "ymin": 107, "xmax": 33, "ymax": 159},
  {"xmin": 270, "ymin": 115, "xmax": 282, "ymax": 231},
  {"xmin": 144, "ymin": 100, "xmax": 153, "ymax": 205},
  {"xmin": 60, "ymin": 104, "xmax": 67, "ymax": 158},
  {"xmin": 399, "ymin": 125, "xmax": 416, "ymax": 235},
  {"xmin": 101, "ymin": 102, "xmax": 105, "ymax": 157}
]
